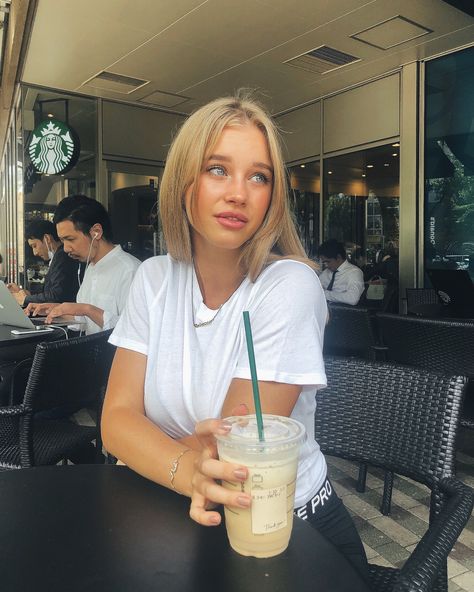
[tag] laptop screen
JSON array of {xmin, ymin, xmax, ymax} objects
[{"xmin": 0, "ymin": 281, "xmax": 75, "ymax": 329}]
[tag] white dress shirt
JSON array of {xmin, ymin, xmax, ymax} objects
[
  {"xmin": 319, "ymin": 259, "xmax": 365, "ymax": 305},
  {"xmin": 76, "ymin": 245, "xmax": 140, "ymax": 334}
]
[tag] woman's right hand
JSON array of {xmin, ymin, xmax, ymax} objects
[{"xmin": 189, "ymin": 418, "xmax": 251, "ymax": 527}]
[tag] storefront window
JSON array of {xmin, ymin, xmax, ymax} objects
[
  {"xmin": 323, "ymin": 144, "xmax": 400, "ymax": 276},
  {"xmin": 21, "ymin": 86, "xmax": 97, "ymax": 289},
  {"xmin": 288, "ymin": 161, "xmax": 320, "ymax": 258},
  {"xmin": 424, "ymin": 46, "xmax": 474, "ymax": 280}
]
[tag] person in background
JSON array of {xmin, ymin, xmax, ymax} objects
[
  {"xmin": 318, "ymin": 239, "xmax": 364, "ymax": 305},
  {"xmin": 101, "ymin": 93, "xmax": 370, "ymax": 584},
  {"xmin": 375, "ymin": 241, "xmax": 399, "ymax": 285},
  {"xmin": 7, "ymin": 219, "xmax": 79, "ymax": 306},
  {"xmin": 352, "ymin": 247, "xmax": 376, "ymax": 282},
  {"xmin": 26, "ymin": 195, "xmax": 140, "ymax": 334}
]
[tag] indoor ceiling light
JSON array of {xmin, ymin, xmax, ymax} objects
[
  {"xmin": 384, "ymin": 163, "xmax": 389, "ymax": 167},
  {"xmin": 392, "ymin": 153, "xmax": 398, "ymax": 157},
  {"xmin": 392, "ymin": 142, "xmax": 400, "ymax": 147},
  {"xmin": 362, "ymin": 174, "xmax": 366, "ymax": 177},
  {"xmin": 300, "ymin": 164, "xmax": 305, "ymax": 168},
  {"xmin": 367, "ymin": 164, "xmax": 374, "ymax": 168},
  {"xmin": 328, "ymin": 171, "xmax": 333, "ymax": 174}
]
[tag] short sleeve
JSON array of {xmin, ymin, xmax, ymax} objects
[
  {"xmin": 234, "ymin": 261, "xmax": 327, "ymax": 388},
  {"xmin": 109, "ymin": 261, "xmax": 154, "ymax": 355}
]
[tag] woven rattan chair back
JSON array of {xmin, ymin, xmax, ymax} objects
[
  {"xmin": 405, "ymin": 288, "xmax": 439, "ymax": 314},
  {"xmin": 323, "ymin": 304, "xmax": 378, "ymax": 359},
  {"xmin": 0, "ymin": 330, "xmax": 115, "ymax": 468},
  {"xmin": 23, "ymin": 329, "xmax": 115, "ymax": 413},
  {"xmin": 376, "ymin": 313, "xmax": 474, "ymax": 428},
  {"xmin": 316, "ymin": 356, "xmax": 469, "ymax": 591},
  {"xmin": 317, "ymin": 356, "xmax": 465, "ymax": 506}
]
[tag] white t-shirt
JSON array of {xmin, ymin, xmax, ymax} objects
[
  {"xmin": 76, "ymin": 245, "xmax": 140, "ymax": 334},
  {"xmin": 110, "ymin": 255, "xmax": 328, "ymax": 506}
]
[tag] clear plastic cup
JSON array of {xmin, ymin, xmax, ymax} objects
[{"xmin": 215, "ymin": 414, "xmax": 306, "ymax": 558}]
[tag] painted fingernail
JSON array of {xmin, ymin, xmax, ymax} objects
[
  {"xmin": 233, "ymin": 469, "xmax": 247, "ymax": 480},
  {"xmin": 216, "ymin": 423, "xmax": 232, "ymax": 434},
  {"xmin": 237, "ymin": 495, "xmax": 251, "ymax": 508}
]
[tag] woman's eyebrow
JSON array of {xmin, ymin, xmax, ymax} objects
[{"xmin": 207, "ymin": 154, "xmax": 273, "ymax": 173}]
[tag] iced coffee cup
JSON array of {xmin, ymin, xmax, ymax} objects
[{"xmin": 215, "ymin": 414, "xmax": 306, "ymax": 558}]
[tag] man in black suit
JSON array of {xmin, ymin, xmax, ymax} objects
[{"xmin": 7, "ymin": 219, "xmax": 80, "ymax": 306}]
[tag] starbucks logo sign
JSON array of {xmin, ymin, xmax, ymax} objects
[{"xmin": 28, "ymin": 119, "xmax": 80, "ymax": 175}]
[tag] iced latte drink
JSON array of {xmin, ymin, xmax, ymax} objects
[{"xmin": 216, "ymin": 414, "xmax": 305, "ymax": 558}]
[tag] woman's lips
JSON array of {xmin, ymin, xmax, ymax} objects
[{"xmin": 215, "ymin": 212, "xmax": 248, "ymax": 229}]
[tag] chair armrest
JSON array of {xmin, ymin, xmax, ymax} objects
[
  {"xmin": 0, "ymin": 403, "xmax": 28, "ymax": 417},
  {"xmin": 394, "ymin": 478, "xmax": 474, "ymax": 592}
]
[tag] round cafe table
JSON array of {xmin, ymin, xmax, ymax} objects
[{"xmin": 0, "ymin": 465, "xmax": 371, "ymax": 592}]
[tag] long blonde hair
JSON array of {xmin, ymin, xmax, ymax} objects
[{"xmin": 160, "ymin": 92, "xmax": 314, "ymax": 281}]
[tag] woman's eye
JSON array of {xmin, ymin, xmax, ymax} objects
[
  {"xmin": 208, "ymin": 165, "xmax": 226, "ymax": 176},
  {"xmin": 252, "ymin": 172, "xmax": 269, "ymax": 184}
]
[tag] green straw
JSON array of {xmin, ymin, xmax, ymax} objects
[{"xmin": 243, "ymin": 311, "xmax": 265, "ymax": 442}]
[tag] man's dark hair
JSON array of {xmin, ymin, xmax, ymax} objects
[
  {"xmin": 26, "ymin": 219, "xmax": 58, "ymax": 242},
  {"xmin": 317, "ymin": 239, "xmax": 347, "ymax": 260},
  {"xmin": 53, "ymin": 194, "xmax": 113, "ymax": 242}
]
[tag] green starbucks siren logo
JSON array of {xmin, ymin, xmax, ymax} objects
[{"xmin": 28, "ymin": 119, "xmax": 80, "ymax": 175}]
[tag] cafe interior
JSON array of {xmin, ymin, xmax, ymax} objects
[{"xmin": 0, "ymin": 1, "xmax": 473, "ymax": 590}]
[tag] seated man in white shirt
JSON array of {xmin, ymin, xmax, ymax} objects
[
  {"xmin": 317, "ymin": 239, "xmax": 365, "ymax": 306},
  {"xmin": 26, "ymin": 195, "xmax": 141, "ymax": 334}
]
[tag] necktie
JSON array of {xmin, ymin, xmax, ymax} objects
[{"xmin": 327, "ymin": 270, "xmax": 338, "ymax": 291}]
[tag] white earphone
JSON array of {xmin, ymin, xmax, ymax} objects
[{"xmin": 93, "ymin": 232, "xmax": 99, "ymax": 240}]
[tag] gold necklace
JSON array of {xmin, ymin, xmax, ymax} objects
[{"xmin": 191, "ymin": 268, "xmax": 224, "ymax": 328}]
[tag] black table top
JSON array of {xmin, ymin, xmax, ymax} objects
[
  {"xmin": 0, "ymin": 324, "xmax": 66, "ymax": 363},
  {"xmin": 0, "ymin": 465, "xmax": 370, "ymax": 592},
  {"xmin": 0, "ymin": 323, "xmax": 65, "ymax": 345}
]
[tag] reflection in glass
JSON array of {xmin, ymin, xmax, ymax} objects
[
  {"xmin": 21, "ymin": 88, "xmax": 98, "ymax": 288},
  {"xmin": 288, "ymin": 161, "xmax": 320, "ymax": 258},
  {"xmin": 424, "ymin": 46, "xmax": 474, "ymax": 281},
  {"xmin": 323, "ymin": 144, "xmax": 400, "ymax": 284},
  {"xmin": 109, "ymin": 171, "xmax": 163, "ymax": 261}
]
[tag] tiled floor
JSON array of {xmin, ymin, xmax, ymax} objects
[{"xmin": 327, "ymin": 427, "xmax": 474, "ymax": 592}]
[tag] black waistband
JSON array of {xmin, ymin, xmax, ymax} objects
[{"xmin": 294, "ymin": 478, "xmax": 335, "ymax": 520}]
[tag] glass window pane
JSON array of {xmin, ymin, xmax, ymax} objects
[
  {"xmin": 322, "ymin": 144, "xmax": 400, "ymax": 282},
  {"xmin": 22, "ymin": 87, "xmax": 97, "ymax": 290},
  {"xmin": 288, "ymin": 160, "xmax": 320, "ymax": 258},
  {"xmin": 424, "ymin": 46, "xmax": 474, "ymax": 280}
]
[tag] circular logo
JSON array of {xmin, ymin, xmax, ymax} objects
[{"xmin": 28, "ymin": 119, "xmax": 80, "ymax": 175}]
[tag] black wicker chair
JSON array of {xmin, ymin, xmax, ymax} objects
[
  {"xmin": 372, "ymin": 313, "xmax": 474, "ymax": 516},
  {"xmin": 316, "ymin": 356, "xmax": 473, "ymax": 592},
  {"xmin": 324, "ymin": 303, "xmax": 381, "ymax": 360},
  {"xmin": 377, "ymin": 313, "xmax": 474, "ymax": 430},
  {"xmin": 405, "ymin": 288, "xmax": 440, "ymax": 315},
  {"xmin": 0, "ymin": 330, "xmax": 116, "ymax": 469}
]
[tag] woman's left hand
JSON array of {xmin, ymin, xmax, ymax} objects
[{"xmin": 190, "ymin": 412, "xmax": 250, "ymax": 527}]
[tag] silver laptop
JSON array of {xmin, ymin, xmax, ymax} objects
[{"xmin": 0, "ymin": 280, "xmax": 74, "ymax": 329}]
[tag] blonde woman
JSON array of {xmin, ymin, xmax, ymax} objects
[{"xmin": 102, "ymin": 93, "xmax": 369, "ymax": 582}]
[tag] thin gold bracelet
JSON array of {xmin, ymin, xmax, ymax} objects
[{"xmin": 169, "ymin": 448, "xmax": 193, "ymax": 491}]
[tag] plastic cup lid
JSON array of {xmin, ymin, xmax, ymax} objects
[{"xmin": 215, "ymin": 414, "xmax": 306, "ymax": 454}]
